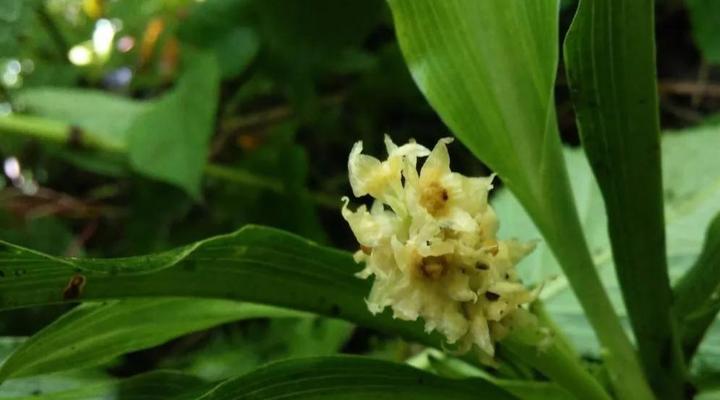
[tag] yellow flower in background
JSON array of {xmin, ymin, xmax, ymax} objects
[{"xmin": 342, "ymin": 136, "xmax": 537, "ymax": 359}]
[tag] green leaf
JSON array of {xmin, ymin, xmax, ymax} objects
[
  {"xmin": 11, "ymin": 53, "xmax": 222, "ymax": 195},
  {"xmin": 675, "ymin": 213, "xmax": 720, "ymax": 359},
  {"xmin": 563, "ymin": 0, "xmax": 683, "ymax": 395},
  {"xmin": 0, "ymin": 225, "xmax": 431, "ymax": 345},
  {"xmin": 387, "ymin": 1, "xmax": 648, "ymax": 398},
  {"xmin": 0, "ymin": 224, "xmax": 609, "ymax": 398},
  {"xmin": 494, "ymin": 127, "xmax": 720, "ymax": 380},
  {"xmin": 0, "ymin": 370, "xmax": 209, "ymax": 400},
  {"xmin": 0, "ymin": 299, "xmax": 302, "ymax": 381},
  {"xmin": 687, "ymin": 0, "xmax": 720, "ymax": 64},
  {"xmin": 17, "ymin": 88, "xmax": 145, "ymax": 152},
  {"xmin": 127, "ymin": 51, "xmax": 220, "ymax": 198},
  {"xmin": 195, "ymin": 356, "xmax": 515, "ymax": 400}
]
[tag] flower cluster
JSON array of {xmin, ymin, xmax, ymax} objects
[{"xmin": 341, "ymin": 136, "xmax": 537, "ymax": 358}]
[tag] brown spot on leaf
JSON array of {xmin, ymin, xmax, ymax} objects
[
  {"xmin": 360, "ymin": 245, "xmax": 372, "ymax": 255},
  {"xmin": 63, "ymin": 274, "xmax": 87, "ymax": 300}
]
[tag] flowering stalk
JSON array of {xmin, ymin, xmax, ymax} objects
[
  {"xmin": 342, "ymin": 137, "xmax": 539, "ymax": 359},
  {"xmin": 341, "ymin": 137, "xmax": 612, "ymax": 399}
]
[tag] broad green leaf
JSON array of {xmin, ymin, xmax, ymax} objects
[
  {"xmin": 195, "ymin": 356, "xmax": 514, "ymax": 400},
  {"xmin": 675, "ymin": 213, "xmax": 720, "ymax": 359},
  {"xmin": 687, "ymin": 0, "xmax": 720, "ymax": 63},
  {"xmin": 127, "ymin": 51, "xmax": 220, "ymax": 198},
  {"xmin": 0, "ymin": 225, "xmax": 430, "ymax": 345},
  {"xmin": 0, "ymin": 224, "xmax": 608, "ymax": 398},
  {"xmin": 0, "ymin": 299, "xmax": 303, "ymax": 381},
  {"xmin": 0, "ymin": 371, "xmax": 209, "ymax": 400},
  {"xmin": 494, "ymin": 127, "xmax": 720, "ymax": 377},
  {"xmin": 563, "ymin": 0, "xmax": 682, "ymax": 394},
  {"xmin": 387, "ymin": 1, "xmax": 647, "ymax": 398},
  {"xmin": 17, "ymin": 88, "xmax": 145, "ymax": 152}
]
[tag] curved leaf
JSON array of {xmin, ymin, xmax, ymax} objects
[
  {"xmin": 386, "ymin": 1, "xmax": 648, "ymax": 398},
  {"xmin": 494, "ymin": 127, "xmax": 720, "ymax": 379},
  {"xmin": 0, "ymin": 299, "xmax": 303, "ymax": 381},
  {"xmin": 0, "ymin": 225, "xmax": 431, "ymax": 346},
  {"xmin": 564, "ymin": 0, "xmax": 683, "ymax": 395},
  {"xmin": 0, "ymin": 224, "xmax": 610, "ymax": 398},
  {"xmin": 196, "ymin": 356, "xmax": 514, "ymax": 400},
  {"xmin": 127, "ymin": 51, "xmax": 220, "ymax": 198}
]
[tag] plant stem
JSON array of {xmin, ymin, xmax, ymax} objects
[
  {"xmin": 538, "ymin": 191, "xmax": 655, "ymax": 400},
  {"xmin": 503, "ymin": 324, "xmax": 612, "ymax": 400}
]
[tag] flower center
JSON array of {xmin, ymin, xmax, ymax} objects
[
  {"xmin": 419, "ymin": 180, "xmax": 449, "ymax": 216},
  {"xmin": 419, "ymin": 256, "xmax": 447, "ymax": 280}
]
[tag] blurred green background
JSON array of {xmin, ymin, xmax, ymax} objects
[{"xmin": 0, "ymin": 0, "xmax": 718, "ymax": 381}]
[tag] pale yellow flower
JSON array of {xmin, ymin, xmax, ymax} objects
[
  {"xmin": 341, "ymin": 136, "xmax": 537, "ymax": 359},
  {"xmin": 348, "ymin": 135, "xmax": 429, "ymax": 212}
]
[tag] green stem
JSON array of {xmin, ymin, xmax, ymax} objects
[
  {"xmin": 531, "ymin": 301, "xmax": 577, "ymax": 360},
  {"xmin": 0, "ymin": 114, "xmax": 339, "ymax": 210},
  {"xmin": 540, "ymin": 198, "xmax": 654, "ymax": 400},
  {"xmin": 503, "ymin": 324, "xmax": 612, "ymax": 400}
]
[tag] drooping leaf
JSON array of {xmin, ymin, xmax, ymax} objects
[
  {"xmin": 563, "ymin": 0, "xmax": 682, "ymax": 394},
  {"xmin": 127, "ymin": 51, "xmax": 220, "ymax": 198},
  {"xmin": 0, "ymin": 370, "xmax": 209, "ymax": 400},
  {"xmin": 387, "ymin": 2, "xmax": 647, "ymax": 398},
  {"xmin": 194, "ymin": 356, "xmax": 515, "ymax": 400},
  {"xmin": 0, "ymin": 299, "xmax": 303, "ymax": 381}
]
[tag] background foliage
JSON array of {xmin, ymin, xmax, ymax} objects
[{"xmin": 0, "ymin": 0, "xmax": 719, "ymax": 399}]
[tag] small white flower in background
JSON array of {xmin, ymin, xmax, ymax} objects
[{"xmin": 342, "ymin": 136, "xmax": 537, "ymax": 359}]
